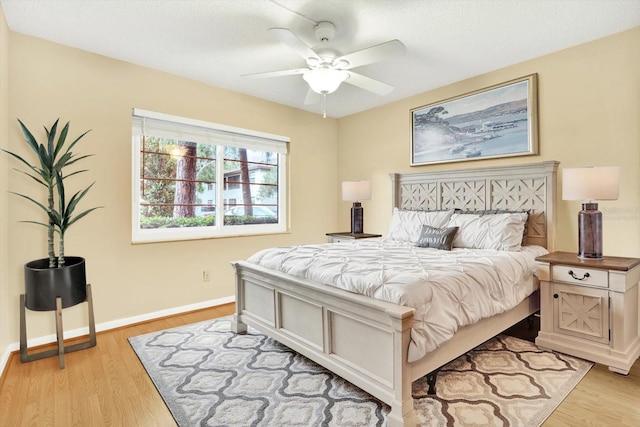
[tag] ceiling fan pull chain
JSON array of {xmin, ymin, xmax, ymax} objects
[{"xmin": 322, "ymin": 94, "xmax": 327, "ymax": 119}]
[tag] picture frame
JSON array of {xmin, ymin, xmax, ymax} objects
[{"xmin": 411, "ymin": 74, "xmax": 538, "ymax": 166}]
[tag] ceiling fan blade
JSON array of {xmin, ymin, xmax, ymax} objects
[
  {"xmin": 344, "ymin": 71, "xmax": 394, "ymax": 95},
  {"xmin": 269, "ymin": 28, "xmax": 320, "ymax": 63},
  {"xmin": 336, "ymin": 39, "xmax": 406, "ymax": 69},
  {"xmin": 242, "ymin": 68, "xmax": 307, "ymax": 79},
  {"xmin": 304, "ymin": 88, "xmax": 321, "ymax": 105}
]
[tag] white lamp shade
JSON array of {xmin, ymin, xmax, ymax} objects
[
  {"xmin": 303, "ymin": 68, "xmax": 348, "ymax": 94},
  {"xmin": 562, "ymin": 166, "xmax": 620, "ymax": 201},
  {"xmin": 342, "ymin": 181, "xmax": 371, "ymax": 201}
]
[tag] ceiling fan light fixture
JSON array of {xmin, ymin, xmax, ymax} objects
[{"xmin": 303, "ymin": 68, "xmax": 348, "ymax": 94}]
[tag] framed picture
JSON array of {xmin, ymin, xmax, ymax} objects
[{"xmin": 411, "ymin": 74, "xmax": 538, "ymax": 166}]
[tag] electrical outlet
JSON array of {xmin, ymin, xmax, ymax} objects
[{"xmin": 202, "ymin": 270, "xmax": 211, "ymax": 282}]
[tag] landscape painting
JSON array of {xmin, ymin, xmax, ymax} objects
[{"xmin": 411, "ymin": 74, "xmax": 538, "ymax": 166}]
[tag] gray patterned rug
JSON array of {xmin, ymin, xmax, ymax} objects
[{"xmin": 129, "ymin": 317, "xmax": 592, "ymax": 426}]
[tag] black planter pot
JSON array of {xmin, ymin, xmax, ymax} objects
[{"xmin": 24, "ymin": 256, "xmax": 87, "ymax": 311}]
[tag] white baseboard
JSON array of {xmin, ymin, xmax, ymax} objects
[{"xmin": 0, "ymin": 295, "xmax": 235, "ymax": 379}]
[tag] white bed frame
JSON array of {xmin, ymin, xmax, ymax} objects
[{"xmin": 231, "ymin": 161, "xmax": 558, "ymax": 426}]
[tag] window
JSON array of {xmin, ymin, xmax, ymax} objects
[
  {"xmin": 224, "ymin": 174, "xmax": 241, "ymax": 190},
  {"xmin": 132, "ymin": 109, "xmax": 288, "ymax": 243}
]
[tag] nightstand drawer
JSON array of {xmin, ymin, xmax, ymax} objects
[
  {"xmin": 328, "ymin": 236, "xmax": 350, "ymax": 243},
  {"xmin": 552, "ymin": 265, "xmax": 608, "ymax": 288}
]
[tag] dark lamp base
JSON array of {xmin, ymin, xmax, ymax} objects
[
  {"xmin": 350, "ymin": 202, "xmax": 364, "ymax": 234},
  {"xmin": 577, "ymin": 202, "xmax": 603, "ymax": 259}
]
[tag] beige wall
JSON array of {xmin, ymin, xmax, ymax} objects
[
  {"xmin": 338, "ymin": 27, "xmax": 640, "ymax": 259},
  {"xmin": 4, "ymin": 31, "xmax": 338, "ymax": 342}
]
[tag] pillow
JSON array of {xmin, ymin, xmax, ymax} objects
[
  {"xmin": 454, "ymin": 208, "xmax": 530, "ymax": 244},
  {"xmin": 387, "ymin": 208, "xmax": 455, "ymax": 244},
  {"xmin": 447, "ymin": 212, "xmax": 528, "ymax": 251},
  {"xmin": 416, "ymin": 225, "xmax": 459, "ymax": 250}
]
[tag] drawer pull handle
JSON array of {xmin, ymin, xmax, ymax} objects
[
  {"xmin": 568, "ymin": 270, "xmax": 590, "ymax": 280},
  {"xmin": 553, "ymin": 293, "xmax": 559, "ymax": 299}
]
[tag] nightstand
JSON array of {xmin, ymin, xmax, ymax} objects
[
  {"xmin": 326, "ymin": 232, "xmax": 382, "ymax": 243},
  {"xmin": 535, "ymin": 251, "xmax": 640, "ymax": 374}
]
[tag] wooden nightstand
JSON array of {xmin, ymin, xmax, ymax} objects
[
  {"xmin": 535, "ymin": 251, "xmax": 640, "ymax": 374},
  {"xmin": 326, "ymin": 232, "xmax": 382, "ymax": 243}
]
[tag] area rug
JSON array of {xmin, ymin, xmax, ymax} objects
[{"xmin": 129, "ymin": 317, "xmax": 592, "ymax": 426}]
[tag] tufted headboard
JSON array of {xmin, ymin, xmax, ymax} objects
[{"xmin": 389, "ymin": 161, "xmax": 559, "ymax": 250}]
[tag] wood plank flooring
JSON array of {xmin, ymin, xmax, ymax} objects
[
  {"xmin": 0, "ymin": 304, "xmax": 638, "ymax": 426},
  {"xmin": 0, "ymin": 303, "xmax": 234, "ymax": 426}
]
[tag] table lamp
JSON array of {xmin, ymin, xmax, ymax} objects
[
  {"xmin": 342, "ymin": 181, "xmax": 371, "ymax": 234},
  {"xmin": 562, "ymin": 166, "xmax": 620, "ymax": 259}
]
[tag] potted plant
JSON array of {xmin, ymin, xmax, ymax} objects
[{"xmin": 3, "ymin": 118, "xmax": 101, "ymax": 311}]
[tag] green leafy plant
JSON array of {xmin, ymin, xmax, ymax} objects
[{"xmin": 2, "ymin": 119, "xmax": 101, "ymax": 268}]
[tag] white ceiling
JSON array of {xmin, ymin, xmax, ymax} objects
[{"xmin": 2, "ymin": 0, "xmax": 639, "ymax": 118}]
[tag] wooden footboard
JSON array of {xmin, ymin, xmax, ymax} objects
[{"xmin": 231, "ymin": 260, "xmax": 418, "ymax": 425}]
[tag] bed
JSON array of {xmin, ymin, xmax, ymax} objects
[{"xmin": 231, "ymin": 161, "xmax": 558, "ymax": 426}]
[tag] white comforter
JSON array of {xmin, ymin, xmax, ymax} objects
[{"xmin": 248, "ymin": 239, "xmax": 548, "ymax": 362}]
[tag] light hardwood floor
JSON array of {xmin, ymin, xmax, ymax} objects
[{"xmin": 0, "ymin": 304, "xmax": 638, "ymax": 426}]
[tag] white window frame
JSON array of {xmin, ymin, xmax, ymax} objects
[{"xmin": 132, "ymin": 109, "xmax": 289, "ymax": 243}]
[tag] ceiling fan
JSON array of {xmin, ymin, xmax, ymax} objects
[{"xmin": 244, "ymin": 21, "xmax": 406, "ymax": 116}]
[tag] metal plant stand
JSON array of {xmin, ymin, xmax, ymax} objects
[{"xmin": 20, "ymin": 283, "xmax": 96, "ymax": 369}]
